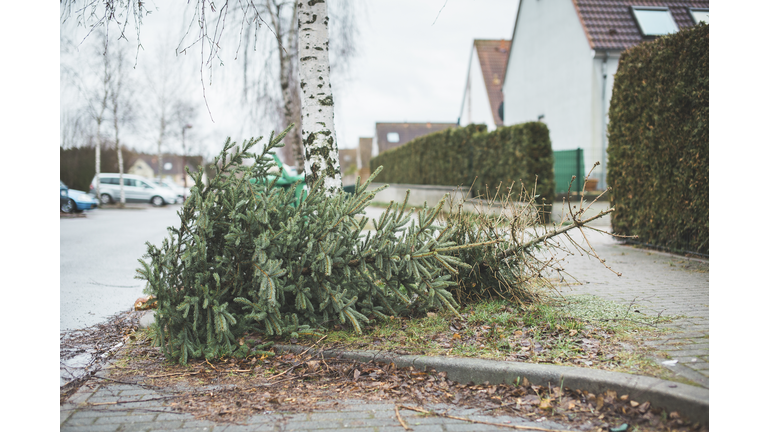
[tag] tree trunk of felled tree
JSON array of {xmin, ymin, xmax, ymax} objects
[{"xmin": 297, "ymin": 0, "xmax": 342, "ymax": 194}]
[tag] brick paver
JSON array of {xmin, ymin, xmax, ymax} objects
[
  {"xmin": 61, "ymin": 380, "xmax": 572, "ymax": 431},
  {"xmin": 61, "ymin": 206, "xmax": 708, "ymax": 430},
  {"xmin": 550, "ymin": 226, "xmax": 709, "ymax": 388}
]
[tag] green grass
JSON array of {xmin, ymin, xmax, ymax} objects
[{"xmin": 297, "ymin": 293, "xmax": 682, "ymax": 381}]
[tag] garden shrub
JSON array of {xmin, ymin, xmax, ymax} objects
[
  {"xmin": 370, "ymin": 122, "xmax": 554, "ymax": 209},
  {"xmin": 607, "ymin": 23, "xmax": 709, "ymax": 254}
]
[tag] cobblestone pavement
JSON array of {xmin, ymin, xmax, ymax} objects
[
  {"xmin": 548, "ymin": 225, "xmax": 709, "ymax": 389},
  {"xmin": 61, "ymin": 379, "xmax": 574, "ymax": 432}
]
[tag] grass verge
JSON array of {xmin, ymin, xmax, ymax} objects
[{"xmin": 296, "ymin": 293, "xmax": 689, "ymax": 384}]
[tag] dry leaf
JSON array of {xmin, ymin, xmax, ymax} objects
[
  {"xmin": 353, "ymin": 369, "xmax": 361, "ymax": 381},
  {"xmin": 638, "ymin": 401, "xmax": 650, "ymax": 413},
  {"xmin": 539, "ymin": 398, "xmax": 552, "ymax": 409},
  {"xmin": 306, "ymin": 361, "xmax": 320, "ymax": 373},
  {"xmin": 630, "ymin": 401, "xmax": 639, "ymax": 407}
]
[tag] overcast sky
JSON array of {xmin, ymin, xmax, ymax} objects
[{"xmin": 59, "ymin": 0, "xmax": 519, "ymax": 159}]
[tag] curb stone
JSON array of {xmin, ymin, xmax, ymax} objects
[
  {"xmin": 138, "ymin": 311, "xmax": 708, "ymax": 424},
  {"xmin": 274, "ymin": 344, "xmax": 709, "ymax": 425}
]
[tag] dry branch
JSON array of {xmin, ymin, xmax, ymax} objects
[{"xmin": 398, "ymin": 405, "xmax": 572, "ymax": 432}]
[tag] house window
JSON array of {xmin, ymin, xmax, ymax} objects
[
  {"xmin": 689, "ymin": 8, "xmax": 709, "ymax": 24},
  {"xmin": 387, "ymin": 132, "xmax": 400, "ymax": 143},
  {"xmin": 631, "ymin": 7, "xmax": 678, "ymax": 36}
]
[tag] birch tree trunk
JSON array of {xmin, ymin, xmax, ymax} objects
[
  {"xmin": 110, "ymin": 45, "xmax": 128, "ymax": 207},
  {"xmin": 157, "ymin": 115, "xmax": 166, "ymax": 181},
  {"xmin": 297, "ymin": 0, "xmax": 342, "ymax": 194},
  {"xmin": 94, "ymin": 37, "xmax": 111, "ymax": 206}
]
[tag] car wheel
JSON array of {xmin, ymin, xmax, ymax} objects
[
  {"xmin": 100, "ymin": 193, "xmax": 113, "ymax": 205},
  {"xmin": 151, "ymin": 196, "xmax": 165, "ymax": 207},
  {"xmin": 61, "ymin": 199, "xmax": 74, "ymax": 213}
]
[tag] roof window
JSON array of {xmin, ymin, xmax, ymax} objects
[
  {"xmin": 631, "ymin": 7, "xmax": 678, "ymax": 36},
  {"xmin": 387, "ymin": 132, "xmax": 400, "ymax": 143},
  {"xmin": 689, "ymin": 8, "xmax": 709, "ymax": 24}
]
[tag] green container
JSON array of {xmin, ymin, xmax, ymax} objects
[
  {"xmin": 250, "ymin": 154, "xmax": 307, "ymax": 206},
  {"xmin": 553, "ymin": 148, "xmax": 583, "ymax": 194}
]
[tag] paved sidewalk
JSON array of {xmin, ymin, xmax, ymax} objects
[
  {"xmin": 549, "ymin": 226, "xmax": 709, "ymax": 388},
  {"xmin": 61, "ymin": 206, "xmax": 708, "ymax": 430},
  {"xmin": 61, "ymin": 379, "xmax": 573, "ymax": 432}
]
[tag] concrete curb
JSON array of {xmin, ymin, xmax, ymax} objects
[{"xmin": 274, "ymin": 344, "xmax": 708, "ymax": 425}]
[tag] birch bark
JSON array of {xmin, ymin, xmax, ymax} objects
[{"xmin": 297, "ymin": 0, "xmax": 342, "ymax": 194}]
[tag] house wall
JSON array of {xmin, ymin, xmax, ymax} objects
[
  {"xmin": 503, "ymin": 0, "xmax": 598, "ymax": 180},
  {"xmin": 590, "ymin": 53, "xmax": 621, "ymax": 188},
  {"xmin": 460, "ymin": 48, "xmax": 497, "ymax": 132}
]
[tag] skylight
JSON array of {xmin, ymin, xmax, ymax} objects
[
  {"xmin": 631, "ymin": 7, "xmax": 679, "ymax": 36},
  {"xmin": 689, "ymin": 8, "xmax": 709, "ymax": 24}
]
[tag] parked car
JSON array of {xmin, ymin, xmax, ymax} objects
[
  {"xmin": 150, "ymin": 179, "xmax": 190, "ymax": 204},
  {"xmin": 61, "ymin": 181, "xmax": 99, "ymax": 213},
  {"xmin": 90, "ymin": 173, "xmax": 179, "ymax": 206}
]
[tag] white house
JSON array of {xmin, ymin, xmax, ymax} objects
[
  {"xmin": 502, "ymin": 0, "xmax": 709, "ymax": 189},
  {"xmin": 458, "ymin": 39, "xmax": 511, "ymax": 131}
]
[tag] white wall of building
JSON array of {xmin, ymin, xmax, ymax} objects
[
  {"xmin": 503, "ymin": 0, "xmax": 607, "ymax": 185},
  {"xmin": 589, "ymin": 53, "xmax": 620, "ymax": 186},
  {"xmin": 459, "ymin": 47, "xmax": 497, "ymax": 131}
]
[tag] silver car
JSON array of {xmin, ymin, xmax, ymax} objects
[{"xmin": 90, "ymin": 173, "xmax": 179, "ymax": 206}]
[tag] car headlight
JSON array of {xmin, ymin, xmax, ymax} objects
[{"xmin": 61, "ymin": 190, "xmax": 67, "ymax": 196}]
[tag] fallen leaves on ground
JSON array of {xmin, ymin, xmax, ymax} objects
[{"xmin": 100, "ymin": 328, "xmax": 706, "ymax": 432}]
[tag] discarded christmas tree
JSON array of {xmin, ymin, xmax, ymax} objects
[{"xmin": 137, "ymin": 128, "xmax": 496, "ymax": 364}]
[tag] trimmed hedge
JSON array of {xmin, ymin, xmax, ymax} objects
[
  {"xmin": 370, "ymin": 124, "xmax": 486, "ymax": 187},
  {"xmin": 60, "ymin": 145, "xmax": 137, "ymax": 191},
  {"xmin": 370, "ymin": 122, "xmax": 554, "ymax": 206},
  {"xmin": 607, "ymin": 23, "xmax": 708, "ymax": 254},
  {"xmin": 60, "ymin": 146, "xmax": 209, "ymax": 192}
]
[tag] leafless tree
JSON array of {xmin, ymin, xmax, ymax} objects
[
  {"xmin": 62, "ymin": 0, "xmax": 360, "ymax": 180},
  {"xmin": 108, "ymin": 40, "xmax": 136, "ymax": 207},
  {"xmin": 140, "ymin": 34, "xmax": 196, "ymax": 183},
  {"xmin": 60, "ymin": 107, "xmax": 87, "ymax": 150},
  {"xmin": 171, "ymin": 100, "xmax": 200, "ymax": 188},
  {"xmin": 61, "ymin": 27, "xmax": 113, "ymax": 203}
]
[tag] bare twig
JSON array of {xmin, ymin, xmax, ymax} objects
[
  {"xmin": 87, "ymin": 395, "xmax": 179, "ymax": 406},
  {"xmin": 394, "ymin": 404, "xmax": 413, "ymax": 430},
  {"xmin": 397, "ymin": 405, "xmax": 572, "ymax": 432},
  {"xmin": 299, "ymin": 335, "xmax": 329, "ymax": 357},
  {"xmin": 146, "ymin": 370, "xmax": 202, "ymax": 378}
]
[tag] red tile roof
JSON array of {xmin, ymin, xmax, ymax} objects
[
  {"xmin": 473, "ymin": 40, "xmax": 511, "ymax": 126},
  {"xmin": 572, "ymin": 0, "xmax": 708, "ymax": 50},
  {"xmin": 375, "ymin": 123, "xmax": 456, "ymax": 154}
]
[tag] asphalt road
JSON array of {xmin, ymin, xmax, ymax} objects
[{"xmin": 60, "ymin": 205, "xmax": 183, "ymax": 332}]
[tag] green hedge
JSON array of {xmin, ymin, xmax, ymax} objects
[
  {"xmin": 60, "ymin": 145, "xmax": 137, "ymax": 191},
  {"xmin": 60, "ymin": 146, "xmax": 211, "ymax": 192},
  {"xmin": 370, "ymin": 124, "xmax": 486, "ymax": 187},
  {"xmin": 607, "ymin": 23, "xmax": 709, "ymax": 254},
  {"xmin": 370, "ymin": 122, "xmax": 554, "ymax": 206}
]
